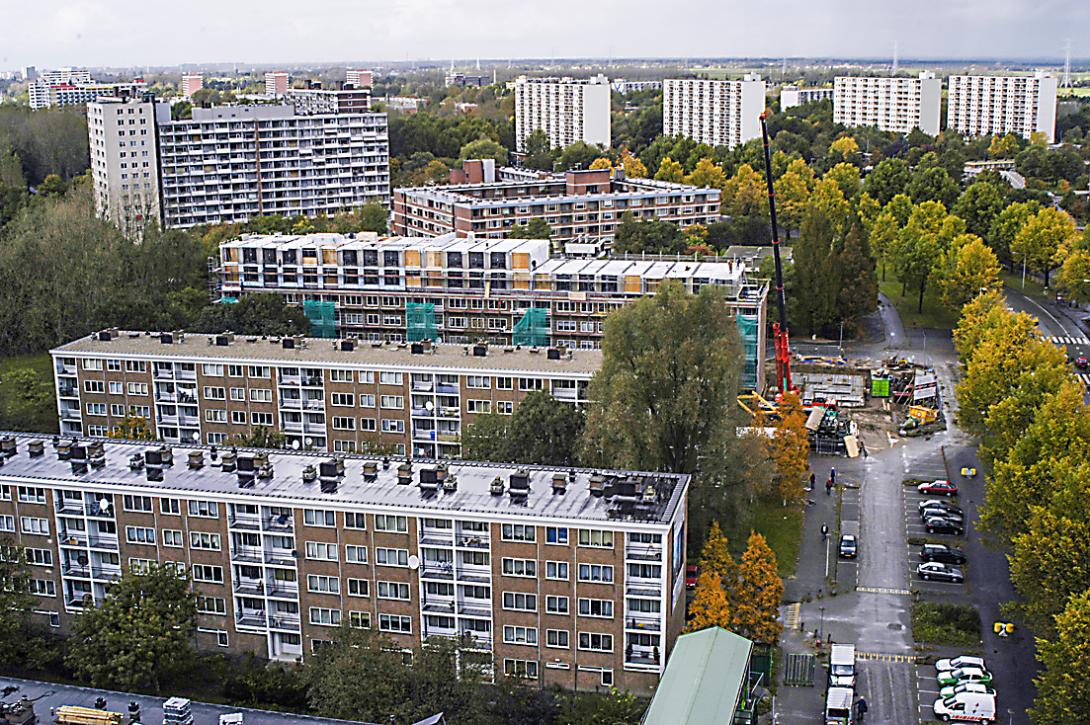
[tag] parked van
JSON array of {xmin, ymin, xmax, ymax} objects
[
  {"xmin": 932, "ymin": 691, "xmax": 996, "ymax": 723},
  {"xmin": 825, "ymin": 686, "xmax": 855, "ymax": 725},
  {"xmin": 829, "ymin": 644, "xmax": 857, "ymax": 688}
]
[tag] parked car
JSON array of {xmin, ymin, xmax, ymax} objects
[
  {"xmin": 919, "ymin": 544, "xmax": 967, "ymax": 565},
  {"xmin": 960, "ymin": 466, "xmax": 977, "ymax": 478},
  {"xmin": 938, "ymin": 681, "xmax": 995, "ymax": 700},
  {"xmin": 916, "ymin": 562, "xmax": 964, "ymax": 583},
  {"xmin": 838, "ymin": 534, "xmax": 858, "ymax": 559},
  {"xmin": 925, "ymin": 516, "xmax": 965, "ymax": 535},
  {"xmin": 936, "ymin": 655, "xmax": 987, "ymax": 673},
  {"xmin": 937, "ymin": 666, "xmax": 993, "ymax": 688},
  {"xmin": 921, "ymin": 506, "xmax": 965, "ymax": 524},
  {"xmin": 918, "ymin": 479, "xmax": 958, "ymax": 496},
  {"xmin": 932, "ymin": 691, "xmax": 996, "ymax": 723},
  {"xmin": 685, "ymin": 564, "xmax": 699, "ymax": 589},
  {"xmin": 919, "ymin": 499, "xmax": 964, "ymax": 517},
  {"xmin": 1076, "ymin": 355, "xmax": 1089, "ymax": 371}
]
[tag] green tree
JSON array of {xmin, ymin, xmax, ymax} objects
[
  {"xmin": 66, "ymin": 563, "xmax": 198, "ymax": 693},
  {"xmin": 522, "ymin": 129, "xmax": 556, "ymax": 171},
  {"xmin": 890, "ymin": 201, "xmax": 965, "ymax": 312},
  {"xmin": 1011, "ymin": 207, "xmax": 1080, "ymax": 288},
  {"xmin": 699, "ymin": 521, "xmax": 739, "ymax": 591},
  {"xmin": 1058, "ymin": 249, "xmax": 1090, "ymax": 305},
  {"xmin": 304, "ymin": 626, "xmax": 414, "ymax": 722},
  {"xmin": 461, "ymin": 389, "xmax": 585, "ymax": 466},
  {"xmin": 0, "ymin": 539, "xmax": 35, "ymax": 665},
  {"xmin": 37, "ymin": 172, "xmax": 66, "ymax": 196},
  {"xmin": 864, "ymin": 158, "xmax": 911, "ymax": 205},
  {"xmin": 952, "ymin": 181, "xmax": 1006, "ymax": 241},
  {"xmin": 457, "ymin": 136, "xmax": 508, "ymax": 166},
  {"xmin": 828, "ymin": 135, "xmax": 861, "ymax": 165},
  {"xmin": 773, "ymin": 159, "xmax": 814, "ymax": 237},
  {"xmin": 611, "ymin": 215, "xmax": 686, "ymax": 255},
  {"xmin": 507, "ymin": 218, "xmax": 552, "ymax": 240},
  {"xmin": 789, "ymin": 192, "xmax": 841, "ymax": 334},
  {"xmin": 989, "ymin": 200, "xmax": 1040, "ymax": 269},
  {"xmin": 823, "ymin": 163, "xmax": 862, "ymax": 203},
  {"xmin": 869, "ymin": 210, "xmax": 901, "ymax": 282},
  {"xmin": 197, "ymin": 294, "xmax": 310, "ymax": 337},
  {"xmin": 1031, "ymin": 589, "xmax": 1090, "ymax": 724},
  {"xmin": 685, "ymin": 157, "xmax": 728, "ymax": 191},
  {"xmin": 557, "ymin": 688, "xmax": 645, "ymax": 725},
  {"xmin": 988, "ymin": 133, "xmax": 1021, "ymax": 158},
  {"xmin": 938, "ymin": 234, "xmax": 1002, "ymax": 310},
  {"xmin": 654, "ymin": 156, "xmax": 685, "ymax": 183},
  {"xmin": 0, "ymin": 368, "xmax": 54, "ymax": 432},
  {"xmin": 834, "ymin": 214, "xmax": 878, "ymax": 326},
  {"xmin": 906, "ymin": 166, "xmax": 959, "ymax": 208},
  {"xmin": 1011, "ymin": 500, "xmax": 1090, "ymax": 636},
  {"xmin": 556, "ymin": 141, "xmax": 604, "ymax": 170}
]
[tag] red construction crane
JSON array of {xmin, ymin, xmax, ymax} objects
[{"xmin": 759, "ymin": 109, "xmax": 796, "ymax": 394}]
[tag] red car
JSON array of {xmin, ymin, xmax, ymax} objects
[
  {"xmin": 917, "ymin": 479, "xmax": 958, "ymax": 497},
  {"xmin": 685, "ymin": 564, "xmax": 699, "ymax": 589},
  {"xmin": 1075, "ymin": 356, "xmax": 1089, "ymax": 371}
]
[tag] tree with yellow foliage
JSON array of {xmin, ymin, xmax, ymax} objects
[
  {"xmin": 108, "ymin": 412, "xmax": 156, "ymax": 441},
  {"xmin": 699, "ymin": 521, "xmax": 738, "ymax": 590},
  {"xmin": 654, "ymin": 157, "xmax": 685, "ymax": 184},
  {"xmin": 619, "ymin": 152, "xmax": 648, "ymax": 178},
  {"xmin": 938, "ymin": 233, "xmax": 1003, "ymax": 310},
  {"xmin": 722, "ymin": 163, "xmax": 767, "ymax": 218},
  {"xmin": 733, "ymin": 532, "xmax": 784, "ymax": 645},
  {"xmin": 988, "ymin": 133, "xmax": 1021, "ymax": 159},
  {"xmin": 685, "ymin": 570, "xmax": 732, "ymax": 633},
  {"xmin": 589, "ymin": 157, "xmax": 613, "ymax": 171},
  {"xmin": 828, "ymin": 136, "xmax": 861, "ymax": 165},
  {"xmin": 685, "ymin": 157, "xmax": 728, "ymax": 192},
  {"xmin": 771, "ymin": 391, "xmax": 809, "ymax": 505},
  {"xmin": 773, "ymin": 159, "xmax": 813, "ymax": 237}
]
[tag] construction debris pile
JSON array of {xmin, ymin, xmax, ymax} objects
[{"xmin": 870, "ymin": 357, "xmax": 946, "ymax": 437}]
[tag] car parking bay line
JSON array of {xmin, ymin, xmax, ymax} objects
[
  {"xmin": 856, "ymin": 586, "xmax": 911, "ymax": 595},
  {"xmin": 857, "ymin": 651, "xmax": 916, "ymax": 662}
]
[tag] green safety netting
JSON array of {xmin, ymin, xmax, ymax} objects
[
  {"xmin": 217, "ymin": 296, "xmax": 239, "ymax": 304},
  {"xmin": 407, "ymin": 302, "xmax": 439, "ymax": 342},
  {"xmin": 513, "ymin": 307, "xmax": 549, "ymax": 347},
  {"xmin": 736, "ymin": 314, "xmax": 759, "ymax": 391},
  {"xmin": 303, "ymin": 300, "xmax": 338, "ymax": 339}
]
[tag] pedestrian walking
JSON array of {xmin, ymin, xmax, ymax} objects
[
  {"xmin": 808, "ymin": 472, "xmax": 816, "ymax": 491},
  {"xmin": 855, "ymin": 696, "xmax": 868, "ymax": 722},
  {"xmin": 830, "ymin": 467, "xmax": 837, "ymax": 485},
  {"xmin": 825, "ymin": 478, "xmax": 833, "ymax": 495},
  {"xmin": 821, "ymin": 523, "xmax": 828, "ymax": 540}
]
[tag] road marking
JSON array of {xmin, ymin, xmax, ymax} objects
[
  {"xmin": 856, "ymin": 586, "xmax": 911, "ymax": 595},
  {"xmin": 1050, "ymin": 335, "xmax": 1090, "ymax": 345},
  {"xmin": 784, "ymin": 602, "xmax": 801, "ymax": 630},
  {"xmin": 1081, "ymin": 373, "xmax": 1090, "ymax": 386},
  {"xmin": 857, "ymin": 651, "xmax": 916, "ymax": 662}
]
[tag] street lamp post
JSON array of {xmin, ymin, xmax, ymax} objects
[{"xmin": 819, "ymin": 605, "xmax": 825, "ymax": 641}]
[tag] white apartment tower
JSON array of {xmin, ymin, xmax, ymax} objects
[
  {"xmin": 87, "ymin": 98, "xmax": 161, "ymax": 239},
  {"xmin": 947, "ymin": 72, "xmax": 1058, "ymax": 142},
  {"xmin": 264, "ymin": 71, "xmax": 290, "ymax": 95},
  {"xmin": 834, "ymin": 72, "xmax": 942, "ymax": 135},
  {"xmin": 513, "ymin": 75, "xmax": 611, "ymax": 152},
  {"xmin": 180, "ymin": 74, "xmax": 203, "ymax": 98},
  {"xmin": 662, "ymin": 75, "xmax": 766, "ymax": 149}
]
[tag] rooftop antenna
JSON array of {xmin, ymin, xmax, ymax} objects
[
  {"xmin": 892, "ymin": 41, "xmax": 899, "ymax": 75},
  {"xmin": 781, "ymin": 57, "xmax": 787, "ymax": 80},
  {"xmin": 1062, "ymin": 38, "xmax": 1072, "ymax": 88},
  {"xmin": 476, "ymin": 57, "xmax": 481, "ymax": 71}
]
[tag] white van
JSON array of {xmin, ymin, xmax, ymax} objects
[
  {"xmin": 932, "ymin": 691, "xmax": 996, "ymax": 723},
  {"xmin": 825, "ymin": 686, "xmax": 855, "ymax": 725},
  {"xmin": 829, "ymin": 644, "xmax": 856, "ymax": 688}
]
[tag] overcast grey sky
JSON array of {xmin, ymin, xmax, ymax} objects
[{"xmin": 1, "ymin": 0, "xmax": 1086, "ymax": 70}]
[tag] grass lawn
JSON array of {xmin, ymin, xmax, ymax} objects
[
  {"xmin": 912, "ymin": 601, "xmax": 982, "ymax": 648},
  {"xmin": 879, "ymin": 279, "xmax": 959, "ymax": 330},
  {"xmin": 732, "ymin": 497, "xmax": 804, "ymax": 579},
  {"xmin": 0, "ymin": 352, "xmax": 58, "ymax": 433},
  {"xmin": 1000, "ymin": 270, "xmax": 1050, "ymax": 301}
]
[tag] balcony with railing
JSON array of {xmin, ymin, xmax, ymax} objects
[
  {"xmin": 421, "ymin": 561, "xmax": 455, "ymax": 580},
  {"xmin": 230, "ymin": 546, "xmax": 264, "ymax": 564},
  {"xmin": 455, "ymin": 534, "xmax": 489, "ymax": 550},
  {"xmin": 456, "ymin": 564, "xmax": 491, "ymax": 584},
  {"xmin": 235, "ymin": 611, "xmax": 268, "ymax": 630},
  {"xmin": 228, "ymin": 514, "xmax": 261, "ymax": 531},
  {"xmin": 88, "ymin": 535, "xmax": 119, "ymax": 551},
  {"xmin": 269, "ymin": 613, "xmax": 301, "ymax": 631},
  {"xmin": 624, "ymin": 545, "xmax": 663, "ymax": 562},
  {"xmin": 457, "ymin": 599, "xmax": 492, "ymax": 618},
  {"xmin": 624, "ymin": 613, "xmax": 663, "ymax": 632},
  {"xmin": 624, "ymin": 648, "xmax": 659, "ymax": 670},
  {"xmin": 263, "ymin": 513, "xmax": 294, "ymax": 532}
]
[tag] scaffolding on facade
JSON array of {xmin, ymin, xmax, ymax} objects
[
  {"xmin": 736, "ymin": 314, "xmax": 759, "ymax": 391},
  {"xmin": 303, "ymin": 300, "xmax": 338, "ymax": 339},
  {"xmin": 513, "ymin": 307, "xmax": 549, "ymax": 347},
  {"xmin": 406, "ymin": 302, "xmax": 439, "ymax": 342}
]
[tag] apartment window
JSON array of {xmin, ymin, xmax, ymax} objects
[
  {"xmin": 228, "ymin": 365, "xmax": 244, "ymax": 377},
  {"xmin": 493, "ymin": 376, "xmax": 513, "ymax": 390},
  {"xmin": 250, "ymin": 389, "xmax": 272, "ymax": 403},
  {"xmin": 358, "ymin": 371, "xmax": 375, "ymax": 384},
  {"xmin": 20, "ymin": 517, "xmax": 49, "ymax": 535},
  {"xmin": 127, "ymin": 383, "xmax": 149, "ymax": 396},
  {"xmin": 379, "ymin": 372, "xmax": 403, "ymax": 386},
  {"xmin": 349, "ymin": 611, "xmax": 371, "ymax": 629},
  {"xmin": 374, "ymin": 515, "xmax": 408, "ymax": 533},
  {"xmin": 190, "ymin": 532, "xmax": 221, "ymax": 551},
  {"xmin": 193, "ymin": 565, "xmax": 224, "ymax": 583},
  {"xmin": 628, "ymin": 563, "xmax": 662, "ymax": 579},
  {"xmin": 304, "ymin": 509, "xmax": 336, "ymax": 527},
  {"xmin": 333, "ymin": 440, "xmax": 356, "ymax": 453},
  {"xmin": 109, "ymin": 404, "xmax": 125, "ymax": 417},
  {"xmin": 546, "ymin": 629, "xmax": 569, "ymax": 648},
  {"xmin": 310, "ymin": 607, "xmax": 342, "ymax": 627},
  {"xmin": 518, "ymin": 378, "xmax": 542, "ymax": 391},
  {"xmin": 0, "ymin": 515, "xmax": 13, "ymax": 532},
  {"xmin": 344, "ymin": 512, "xmax": 367, "ymax": 530},
  {"xmin": 247, "ymin": 366, "xmax": 269, "ymax": 378},
  {"xmin": 188, "ymin": 500, "xmax": 219, "ymax": 518},
  {"xmin": 83, "ymin": 358, "xmax": 103, "ymax": 371},
  {"xmin": 466, "ymin": 399, "xmax": 491, "ymax": 414},
  {"xmin": 578, "ymin": 598, "xmax": 614, "ymax": 618},
  {"xmin": 106, "ymin": 359, "xmax": 121, "ymax": 372},
  {"xmin": 496, "ymin": 401, "xmax": 513, "ymax": 415},
  {"xmin": 197, "ymin": 595, "xmax": 227, "ymax": 615},
  {"xmin": 380, "ymin": 395, "xmax": 404, "ymax": 409},
  {"xmin": 125, "ymin": 361, "xmax": 147, "ymax": 373},
  {"xmin": 108, "ymin": 381, "xmax": 123, "ymax": 395},
  {"xmin": 251, "ymin": 412, "xmax": 273, "ymax": 426},
  {"xmin": 129, "ymin": 558, "xmax": 154, "ymax": 574},
  {"xmin": 346, "ymin": 545, "xmax": 368, "ymax": 564},
  {"xmin": 24, "ymin": 548, "xmax": 53, "ymax": 566},
  {"xmin": 29, "ymin": 579, "xmax": 56, "ymax": 597},
  {"xmin": 546, "ymin": 527, "xmax": 568, "ymax": 545},
  {"xmin": 503, "ymin": 658, "xmax": 538, "ymax": 680},
  {"xmin": 230, "ymin": 387, "xmax": 245, "ymax": 401},
  {"xmin": 501, "ymin": 524, "xmax": 536, "ymax": 543},
  {"xmin": 307, "ymin": 575, "xmax": 340, "ymax": 594},
  {"xmin": 329, "ymin": 369, "xmax": 352, "ymax": 383},
  {"xmin": 546, "ymin": 561, "xmax": 569, "ymax": 581},
  {"xmin": 380, "ymin": 419, "xmax": 404, "ymax": 433},
  {"xmin": 125, "ymin": 526, "xmax": 155, "ymax": 544},
  {"xmin": 546, "ymin": 595, "xmax": 569, "ymax": 615},
  {"xmin": 578, "ymin": 564, "xmax": 614, "ymax": 584},
  {"xmin": 202, "ymin": 364, "xmax": 224, "ymax": 377},
  {"xmin": 162, "ymin": 529, "xmax": 183, "ymax": 547},
  {"xmin": 377, "ymin": 581, "xmax": 411, "ymax": 600},
  {"xmin": 305, "ymin": 541, "xmax": 338, "ymax": 561},
  {"xmin": 466, "ymin": 376, "xmax": 491, "ymax": 389},
  {"xmin": 347, "ymin": 578, "xmax": 370, "ymax": 597},
  {"xmin": 230, "ymin": 411, "xmax": 246, "ymax": 425},
  {"xmin": 502, "ymin": 558, "xmax": 536, "ymax": 577},
  {"xmin": 160, "ymin": 498, "xmax": 181, "ymax": 515},
  {"xmin": 331, "ymin": 393, "xmax": 354, "ymax": 407},
  {"xmin": 376, "ymin": 548, "xmax": 409, "ymax": 567},
  {"xmin": 84, "ymin": 380, "xmax": 105, "ymax": 394},
  {"xmin": 85, "ymin": 403, "xmax": 106, "ymax": 416},
  {"xmin": 578, "ymin": 632, "xmax": 614, "ymax": 652},
  {"xmin": 502, "ymin": 592, "xmax": 537, "ymax": 612},
  {"xmin": 379, "ymin": 613, "xmax": 412, "ymax": 634},
  {"xmin": 202, "ymin": 386, "xmax": 225, "ymax": 400},
  {"xmin": 358, "ymin": 394, "xmax": 376, "ymax": 407},
  {"xmin": 503, "ymin": 625, "xmax": 538, "ymax": 645},
  {"xmin": 578, "ymin": 529, "xmax": 614, "ymax": 548}
]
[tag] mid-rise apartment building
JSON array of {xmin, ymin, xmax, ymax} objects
[
  {"xmin": 264, "ymin": 72, "xmax": 290, "ymax": 96},
  {"xmin": 0, "ymin": 433, "xmax": 688, "ymax": 693},
  {"xmin": 834, "ymin": 72, "xmax": 942, "ymax": 135},
  {"xmin": 181, "ymin": 74, "xmax": 204, "ymax": 98},
  {"xmin": 87, "ymin": 98, "xmax": 160, "ymax": 238},
  {"xmin": 780, "ymin": 85, "xmax": 834, "ymax": 110},
  {"xmin": 610, "ymin": 79, "xmax": 662, "ymax": 95},
  {"xmin": 393, "ymin": 164, "xmax": 720, "ymax": 247},
  {"xmin": 445, "ymin": 72, "xmax": 487, "ymax": 88},
  {"xmin": 28, "ymin": 67, "xmax": 147, "ymax": 110},
  {"xmin": 946, "ymin": 72, "xmax": 1058, "ymax": 142},
  {"xmin": 513, "ymin": 75, "xmax": 611, "ymax": 152},
  {"xmin": 88, "ymin": 98, "xmax": 391, "ymax": 233},
  {"xmin": 345, "ymin": 69, "xmax": 374, "ymax": 88},
  {"xmin": 662, "ymin": 75, "xmax": 766, "ymax": 149},
  {"xmin": 52, "ymin": 330, "xmax": 597, "ymax": 458},
  {"xmin": 283, "ymin": 87, "xmax": 372, "ymax": 115},
  {"xmin": 216, "ymin": 233, "xmax": 767, "ymax": 389}
]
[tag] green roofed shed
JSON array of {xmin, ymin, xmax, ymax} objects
[{"xmin": 642, "ymin": 627, "xmax": 753, "ymax": 725}]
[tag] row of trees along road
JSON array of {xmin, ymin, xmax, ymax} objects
[{"xmin": 952, "ymin": 290, "xmax": 1090, "ymax": 723}]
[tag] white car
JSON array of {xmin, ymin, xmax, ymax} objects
[
  {"xmin": 936, "ymin": 655, "xmax": 986, "ymax": 672},
  {"xmin": 939, "ymin": 681, "xmax": 995, "ymax": 700}
]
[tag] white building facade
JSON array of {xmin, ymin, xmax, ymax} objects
[
  {"xmin": 513, "ymin": 75, "xmax": 611, "ymax": 152},
  {"xmin": 87, "ymin": 98, "xmax": 161, "ymax": 239},
  {"xmin": 264, "ymin": 72, "xmax": 290, "ymax": 96},
  {"xmin": 180, "ymin": 74, "xmax": 203, "ymax": 98},
  {"xmin": 946, "ymin": 72, "xmax": 1058, "ymax": 143},
  {"xmin": 662, "ymin": 75, "xmax": 766, "ymax": 149},
  {"xmin": 833, "ymin": 72, "xmax": 942, "ymax": 135},
  {"xmin": 780, "ymin": 85, "xmax": 834, "ymax": 110}
]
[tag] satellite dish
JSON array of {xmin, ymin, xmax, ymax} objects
[
  {"xmin": 408, "ymin": 555, "xmax": 420, "ymax": 570},
  {"xmin": 304, "ymin": 437, "xmax": 313, "ymax": 447},
  {"xmin": 98, "ymin": 498, "xmax": 111, "ymax": 512},
  {"xmin": 425, "ymin": 400, "xmax": 434, "ymax": 411},
  {"xmin": 192, "ymin": 431, "xmax": 200, "ymax": 441},
  {"xmin": 291, "ymin": 440, "xmax": 301, "ymax": 450}
]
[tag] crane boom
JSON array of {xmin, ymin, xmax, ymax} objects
[{"xmin": 759, "ymin": 110, "xmax": 795, "ymax": 393}]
